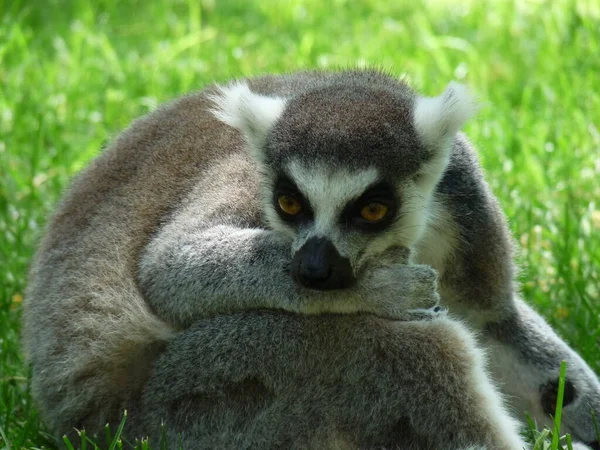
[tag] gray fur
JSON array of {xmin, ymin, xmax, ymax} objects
[
  {"xmin": 22, "ymin": 69, "xmax": 600, "ymax": 448},
  {"xmin": 138, "ymin": 312, "xmax": 525, "ymax": 450}
]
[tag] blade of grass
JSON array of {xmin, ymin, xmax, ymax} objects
[
  {"xmin": 534, "ymin": 428, "xmax": 551, "ymax": 450},
  {"xmin": 0, "ymin": 425, "xmax": 11, "ymax": 450},
  {"xmin": 105, "ymin": 422, "xmax": 113, "ymax": 447},
  {"xmin": 108, "ymin": 410, "xmax": 128, "ymax": 450},
  {"xmin": 551, "ymin": 361, "xmax": 568, "ymax": 450},
  {"xmin": 565, "ymin": 433, "xmax": 573, "ymax": 450},
  {"xmin": 526, "ymin": 413, "xmax": 541, "ymax": 443},
  {"xmin": 0, "ymin": 423, "xmax": 11, "ymax": 450},
  {"xmin": 592, "ymin": 410, "xmax": 600, "ymax": 444},
  {"xmin": 62, "ymin": 434, "xmax": 75, "ymax": 450},
  {"xmin": 159, "ymin": 420, "xmax": 168, "ymax": 450},
  {"xmin": 79, "ymin": 428, "xmax": 88, "ymax": 450}
]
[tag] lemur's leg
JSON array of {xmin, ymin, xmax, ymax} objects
[
  {"xmin": 137, "ymin": 210, "xmax": 442, "ymax": 328},
  {"xmin": 138, "ymin": 311, "xmax": 526, "ymax": 450}
]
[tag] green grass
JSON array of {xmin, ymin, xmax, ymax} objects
[{"xmin": 1, "ymin": 0, "xmax": 599, "ymax": 448}]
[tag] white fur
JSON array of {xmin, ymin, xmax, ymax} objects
[
  {"xmin": 413, "ymin": 82, "xmax": 477, "ymax": 149},
  {"xmin": 415, "ymin": 151, "xmax": 452, "ymax": 195},
  {"xmin": 413, "ymin": 82, "xmax": 477, "ymax": 194},
  {"xmin": 287, "ymin": 162, "xmax": 379, "ymax": 236},
  {"xmin": 210, "ymin": 82, "xmax": 287, "ymax": 162},
  {"xmin": 285, "ymin": 161, "xmax": 379, "ymax": 256},
  {"xmin": 414, "ymin": 197, "xmax": 460, "ymax": 278},
  {"xmin": 393, "ymin": 182, "xmax": 429, "ymax": 248}
]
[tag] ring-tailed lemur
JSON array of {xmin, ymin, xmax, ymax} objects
[{"xmin": 22, "ymin": 69, "xmax": 600, "ymax": 448}]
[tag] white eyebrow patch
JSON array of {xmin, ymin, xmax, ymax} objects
[{"xmin": 287, "ymin": 161, "xmax": 379, "ymax": 235}]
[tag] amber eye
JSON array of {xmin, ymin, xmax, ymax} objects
[
  {"xmin": 278, "ymin": 195, "xmax": 302, "ymax": 216},
  {"xmin": 360, "ymin": 203, "xmax": 389, "ymax": 223}
]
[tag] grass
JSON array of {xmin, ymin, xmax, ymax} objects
[{"xmin": 0, "ymin": 0, "xmax": 599, "ymax": 448}]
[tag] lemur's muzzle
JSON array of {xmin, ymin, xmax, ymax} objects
[{"xmin": 291, "ymin": 237, "xmax": 355, "ymax": 290}]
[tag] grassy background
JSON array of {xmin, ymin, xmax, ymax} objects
[{"xmin": 1, "ymin": 0, "xmax": 599, "ymax": 448}]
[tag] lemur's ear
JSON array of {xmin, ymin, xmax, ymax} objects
[
  {"xmin": 413, "ymin": 82, "xmax": 477, "ymax": 150},
  {"xmin": 412, "ymin": 82, "xmax": 477, "ymax": 193},
  {"xmin": 210, "ymin": 82, "xmax": 287, "ymax": 162}
]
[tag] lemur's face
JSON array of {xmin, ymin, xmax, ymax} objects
[
  {"xmin": 212, "ymin": 75, "xmax": 475, "ymax": 290},
  {"xmin": 263, "ymin": 163, "xmax": 425, "ymax": 290}
]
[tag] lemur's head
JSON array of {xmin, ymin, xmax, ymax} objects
[{"xmin": 212, "ymin": 72, "xmax": 475, "ymax": 291}]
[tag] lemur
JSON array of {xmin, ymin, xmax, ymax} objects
[{"xmin": 22, "ymin": 69, "xmax": 600, "ymax": 448}]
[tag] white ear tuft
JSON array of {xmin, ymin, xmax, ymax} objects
[
  {"xmin": 413, "ymin": 82, "xmax": 477, "ymax": 149},
  {"xmin": 210, "ymin": 82, "xmax": 287, "ymax": 159}
]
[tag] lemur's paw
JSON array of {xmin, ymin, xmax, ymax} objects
[
  {"xmin": 404, "ymin": 264, "xmax": 440, "ymax": 308},
  {"xmin": 356, "ymin": 262, "xmax": 440, "ymax": 320}
]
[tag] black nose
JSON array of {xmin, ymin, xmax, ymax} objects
[
  {"xmin": 540, "ymin": 379, "xmax": 576, "ymax": 415},
  {"xmin": 587, "ymin": 442, "xmax": 600, "ymax": 450},
  {"xmin": 291, "ymin": 237, "xmax": 355, "ymax": 290}
]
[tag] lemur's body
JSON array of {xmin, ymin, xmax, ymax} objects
[{"xmin": 23, "ymin": 70, "xmax": 600, "ymax": 448}]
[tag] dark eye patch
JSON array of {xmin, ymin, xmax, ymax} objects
[
  {"xmin": 273, "ymin": 176, "xmax": 313, "ymax": 223},
  {"xmin": 341, "ymin": 181, "xmax": 398, "ymax": 232}
]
